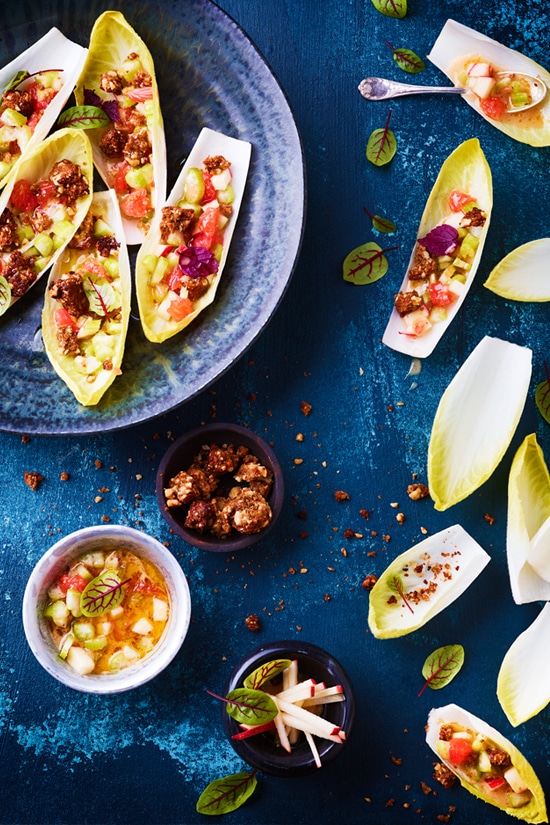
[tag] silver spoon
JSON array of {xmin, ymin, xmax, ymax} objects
[
  {"xmin": 358, "ymin": 77, "xmax": 465, "ymax": 102},
  {"xmin": 358, "ymin": 73, "xmax": 547, "ymax": 113}
]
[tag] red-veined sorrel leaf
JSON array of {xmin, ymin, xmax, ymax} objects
[
  {"xmin": 243, "ymin": 658, "xmax": 292, "ymax": 690},
  {"xmin": 0, "ymin": 276, "xmax": 11, "ymax": 317},
  {"xmin": 535, "ymin": 362, "xmax": 550, "ymax": 424},
  {"xmin": 387, "ymin": 574, "xmax": 414, "ymax": 614},
  {"xmin": 57, "ymin": 105, "xmax": 111, "ymax": 129},
  {"xmin": 224, "ymin": 688, "xmax": 278, "ymax": 725},
  {"xmin": 84, "ymin": 276, "xmax": 119, "ymax": 318},
  {"xmin": 371, "ymin": 0, "xmax": 407, "ymax": 18},
  {"xmin": 418, "ymin": 644, "xmax": 464, "ymax": 697},
  {"xmin": 385, "ymin": 41, "xmax": 425, "ymax": 74},
  {"xmin": 80, "ymin": 570, "xmax": 130, "ymax": 617},
  {"xmin": 343, "ymin": 242, "xmax": 398, "ymax": 285},
  {"xmin": 366, "ymin": 109, "xmax": 397, "ymax": 166},
  {"xmin": 363, "ymin": 205, "xmax": 396, "ymax": 234},
  {"xmin": 196, "ymin": 771, "xmax": 257, "ymax": 816}
]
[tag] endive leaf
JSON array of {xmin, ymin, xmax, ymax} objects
[
  {"xmin": 135, "ymin": 127, "xmax": 251, "ymax": 343},
  {"xmin": 382, "ymin": 138, "xmax": 492, "ymax": 358},
  {"xmin": 506, "ymin": 433, "xmax": 550, "ymax": 604},
  {"xmin": 75, "ymin": 10, "xmax": 167, "ymax": 244},
  {"xmin": 484, "ymin": 239, "xmax": 550, "ymax": 301},
  {"xmin": 41, "ymin": 190, "xmax": 131, "ymax": 406},
  {"xmin": 368, "ymin": 525, "xmax": 490, "ymax": 639},
  {"xmin": 0, "ymin": 28, "xmax": 87, "ymax": 188},
  {"xmin": 497, "ymin": 603, "xmax": 550, "ymax": 727},
  {"xmin": 428, "ymin": 336, "xmax": 532, "ymax": 511},
  {"xmin": 428, "ymin": 19, "xmax": 550, "ymax": 147},
  {"xmin": 426, "ymin": 703, "xmax": 547, "ymax": 822}
]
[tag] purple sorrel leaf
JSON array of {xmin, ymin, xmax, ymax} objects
[{"xmin": 418, "ymin": 224, "xmax": 458, "ymax": 256}]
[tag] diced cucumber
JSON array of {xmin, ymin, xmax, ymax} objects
[
  {"xmin": 121, "ymin": 56, "xmax": 143, "ymax": 82},
  {"xmin": 217, "ymin": 184, "xmax": 234, "ymax": 205},
  {"xmin": 478, "ymin": 749, "xmax": 492, "ymax": 772},
  {"xmin": 175, "ymin": 200, "xmax": 202, "ymax": 218},
  {"xmin": 58, "ymin": 632, "xmax": 75, "ymax": 660},
  {"xmin": 77, "ymin": 317, "xmax": 102, "ymax": 340},
  {"xmin": 66, "ymin": 588, "xmax": 82, "ymax": 617},
  {"xmin": 44, "ymin": 599, "xmax": 70, "ymax": 628},
  {"xmin": 183, "ymin": 168, "xmax": 205, "ymax": 204},
  {"xmin": 0, "ymin": 160, "xmax": 13, "ymax": 179},
  {"xmin": 33, "ymin": 257, "xmax": 50, "ymax": 272},
  {"xmin": 452, "ymin": 257, "xmax": 471, "ymax": 271},
  {"xmin": 103, "ymin": 319, "xmax": 122, "ymax": 336},
  {"xmin": 507, "ymin": 791, "xmax": 532, "ymax": 808},
  {"xmin": 141, "ymin": 253, "xmax": 158, "ymax": 274},
  {"xmin": 1, "ymin": 108, "xmax": 28, "ymax": 127},
  {"xmin": 92, "ymin": 218, "xmax": 112, "ymax": 237},
  {"xmin": 36, "ymin": 71, "xmax": 59, "ymax": 89},
  {"xmin": 125, "ymin": 163, "xmax": 153, "ymax": 190},
  {"xmin": 53, "ymin": 219, "xmax": 75, "ymax": 241},
  {"xmin": 34, "ymin": 232, "xmax": 54, "ymax": 257},
  {"xmin": 90, "ymin": 331, "xmax": 115, "ymax": 362},
  {"xmin": 137, "ymin": 636, "xmax": 154, "ymax": 654},
  {"xmin": 150, "ymin": 255, "xmax": 170, "ymax": 286},
  {"xmin": 74, "ymin": 354, "xmax": 102, "ymax": 375},
  {"xmin": 17, "ymin": 225, "xmax": 34, "ymax": 243},
  {"xmin": 101, "ymin": 258, "xmax": 119, "ymax": 278},
  {"xmin": 73, "ymin": 621, "xmax": 95, "ymax": 641},
  {"xmin": 84, "ymin": 636, "xmax": 107, "ymax": 651}
]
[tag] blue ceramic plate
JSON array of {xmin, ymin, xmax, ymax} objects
[{"xmin": 0, "ymin": 0, "xmax": 305, "ymax": 435}]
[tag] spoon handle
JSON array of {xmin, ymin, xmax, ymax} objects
[{"xmin": 358, "ymin": 77, "xmax": 465, "ymax": 101}]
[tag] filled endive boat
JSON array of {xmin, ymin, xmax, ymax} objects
[
  {"xmin": 135, "ymin": 127, "xmax": 251, "ymax": 344},
  {"xmin": 74, "ymin": 10, "xmax": 166, "ymax": 245},
  {"xmin": 427, "ymin": 337, "xmax": 532, "ymax": 511},
  {"xmin": 426, "ymin": 704, "xmax": 547, "ymax": 822},
  {"xmin": 428, "ymin": 19, "xmax": 550, "ymax": 147},
  {"xmin": 0, "ymin": 28, "xmax": 87, "ymax": 188},
  {"xmin": 382, "ymin": 138, "xmax": 492, "ymax": 358},
  {"xmin": 367, "ymin": 524, "xmax": 490, "ymax": 638},
  {"xmin": 41, "ymin": 190, "xmax": 131, "ymax": 406},
  {"xmin": 0, "ymin": 127, "xmax": 93, "ymax": 316}
]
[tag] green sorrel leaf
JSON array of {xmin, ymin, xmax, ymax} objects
[
  {"xmin": 387, "ymin": 574, "xmax": 414, "ymax": 614},
  {"xmin": 535, "ymin": 364, "xmax": 550, "ymax": 424},
  {"xmin": 225, "ymin": 688, "xmax": 278, "ymax": 725},
  {"xmin": 243, "ymin": 658, "xmax": 292, "ymax": 690},
  {"xmin": 363, "ymin": 205, "xmax": 396, "ymax": 234},
  {"xmin": 0, "ymin": 276, "xmax": 11, "ymax": 317},
  {"xmin": 196, "ymin": 771, "xmax": 257, "ymax": 816},
  {"xmin": 343, "ymin": 242, "xmax": 397, "ymax": 285},
  {"xmin": 419, "ymin": 644, "xmax": 464, "ymax": 696},
  {"xmin": 366, "ymin": 111, "xmax": 397, "ymax": 166},
  {"xmin": 4, "ymin": 70, "xmax": 30, "ymax": 94},
  {"xmin": 386, "ymin": 43, "xmax": 425, "ymax": 73},
  {"xmin": 371, "ymin": 0, "xmax": 407, "ymax": 18},
  {"xmin": 57, "ymin": 105, "xmax": 111, "ymax": 129},
  {"xmin": 81, "ymin": 570, "xmax": 129, "ymax": 617}
]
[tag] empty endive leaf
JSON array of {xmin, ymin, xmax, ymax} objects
[
  {"xmin": 484, "ymin": 239, "xmax": 550, "ymax": 301},
  {"xmin": 426, "ymin": 703, "xmax": 547, "ymax": 822},
  {"xmin": 42, "ymin": 190, "xmax": 131, "ymax": 406},
  {"xmin": 506, "ymin": 434, "xmax": 550, "ymax": 604},
  {"xmin": 497, "ymin": 603, "xmax": 550, "ymax": 729},
  {"xmin": 382, "ymin": 138, "xmax": 492, "ymax": 358},
  {"xmin": 428, "ymin": 336, "xmax": 532, "ymax": 511},
  {"xmin": 135, "ymin": 127, "xmax": 251, "ymax": 343},
  {"xmin": 428, "ymin": 19, "xmax": 550, "ymax": 147},
  {"xmin": 368, "ymin": 524, "xmax": 490, "ymax": 639}
]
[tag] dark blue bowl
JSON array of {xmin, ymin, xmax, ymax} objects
[{"xmin": 221, "ymin": 640, "xmax": 355, "ymax": 777}]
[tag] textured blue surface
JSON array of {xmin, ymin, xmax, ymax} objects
[{"xmin": 2, "ymin": 1, "xmax": 550, "ymax": 823}]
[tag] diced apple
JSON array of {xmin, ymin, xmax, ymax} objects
[
  {"xmin": 153, "ymin": 597, "xmax": 169, "ymax": 622},
  {"xmin": 132, "ymin": 618, "xmax": 153, "ymax": 635},
  {"xmin": 504, "ymin": 766, "xmax": 528, "ymax": 794},
  {"xmin": 67, "ymin": 645, "xmax": 95, "ymax": 675},
  {"xmin": 467, "ymin": 62, "xmax": 493, "ymax": 77},
  {"xmin": 473, "ymin": 76, "xmax": 496, "ymax": 99}
]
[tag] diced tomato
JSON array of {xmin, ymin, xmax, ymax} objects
[
  {"xmin": 428, "ymin": 282, "xmax": 457, "ymax": 307},
  {"xmin": 201, "ymin": 174, "xmax": 216, "ymax": 204},
  {"xmin": 10, "ymin": 179, "xmax": 38, "ymax": 212},
  {"xmin": 28, "ymin": 80, "xmax": 56, "ymax": 112},
  {"xmin": 121, "ymin": 188, "xmax": 152, "ymax": 218},
  {"xmin": 26, "ymin": 111, "xmax": 42, "ymax": 133},
  {"xmin": 480, "ymin": 96, "xmax": 507, "ymax": 120},
  {"xmin": 58, "ymin": 573, "xmax": 88, "ymax": 594},
  {"xmin": 485, "ymin": 776, "xmax": 506, "ymax": 791},
  {"xmin": 81, "ymin": 258, "xmax": 109, "ymax": 279},
  {"xmin": 114, "ymin": 162, "xmax": 131, "ymax": 194},
  {"xmin": 167, "ymin": 268, "xmax": 182, "ymax": 291},
  {"xmin": 191, "ymin": 207, "xmax": 219, "ymax": 249},
  {"xmin": 168, "ymin": 295, "xmax": 194, "ymax": 321},
  {"xmin": 448, "ymin": 737, "xmax": 473, "ymax": 766},
  {"xmin": 449, "ymin": 189, "xmax": 476, "ymax": 213},
  {"xmin": 160, "ymin": 245, "xmax": 174, "ymax": 257},
  {"xmin": 54, "ymin": 307, "xmax": 78, "ymax": 331},
  {"xmin": 125, "ymin": 86, "xmax": 153, "ymax": 102},
  {"xmin": 34, "ymin": 180, "xmax": 56, "ymax": 208}
]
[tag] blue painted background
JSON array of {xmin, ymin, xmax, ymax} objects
[{"xmin": 1, "ymin": 1, "xmax": 550, "ymax": 823}]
